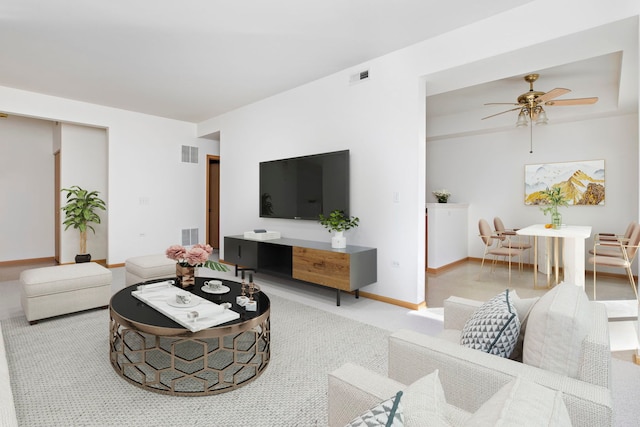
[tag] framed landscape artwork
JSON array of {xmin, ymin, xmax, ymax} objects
[{"xmin": 524, "ymin": 159, "xmax": 605, "ymax": 206}]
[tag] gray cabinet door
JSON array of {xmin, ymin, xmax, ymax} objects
[{"xmin": 224, "ymin": 237, "xmax": 258, "ymax": 269}]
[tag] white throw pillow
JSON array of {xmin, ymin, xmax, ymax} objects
[
  {"xmin": 464, "ymin": 376, "xmax": 571, "ymax": 426},
  {"xmin": 509, "ymin": 290, "xmax": 540, "ymax": 362},
  {"xmin": 523, "ymin": 282, "xmax": 591, "ymax": 378},
  {"xmin": 402, "ymin": 369, "xmax": 450, "ymax": 427}
]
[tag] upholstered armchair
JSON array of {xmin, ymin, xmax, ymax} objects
[{"xmin": 329, "ymin": 284, "xmax": 613, "ymax": 426}]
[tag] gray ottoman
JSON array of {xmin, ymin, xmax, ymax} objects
[
  {"xmin": 20, "ymin": 263, "xmax": 112, "ymax": 324},
  {"xmin": 125, "ymin": 254, "xmax": 176, "ymax": 286}
]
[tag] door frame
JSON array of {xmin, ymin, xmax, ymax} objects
[
  {"xmin": 206, "ymin": 155, "xmax": 221, "ymax": 248},
  {"xmin": 54, "ymin": 150, "xmax": 61, "ymax": 264}
]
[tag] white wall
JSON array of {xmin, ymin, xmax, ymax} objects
[
  {"xmin": 200, "ymin": 60, "xmax": 427, "ymax": 305},
  {"xmin": 199, "ymin": 2, "xmax": 639, "ymax": 305},
  {"xmin": 59, "ymin": 123, "xmax": 108, "ymax": 263},
  {"xmin": 0, "ymin": 86, "xmax": 219, "ymax": 265},
  {"xmin": 0, "ymin": 0, "xmax": 636, "ymax": 306},
  {"xmin": 0, "ymin": 116, "xmax": 54, "ymax": 261},
  {"xmin": 426, "ymin": 114, "xmax": 639, "ymax": 273}
]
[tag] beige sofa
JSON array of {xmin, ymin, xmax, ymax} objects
[
  {"xmin": 329, "ymin": 284, "xmax": 612, "ymax": 426},
  {"xmin": 0, "ymin": 324, "xmax": 18, "ymax": 426}
]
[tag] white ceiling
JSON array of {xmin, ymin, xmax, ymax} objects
[
  {"xmin": 0, "ymin": 0, "xmax": 533, "ymax": 123},
  {"xmin": 425, "ymin": 17, "xmax": 639, "ymax": 139}
]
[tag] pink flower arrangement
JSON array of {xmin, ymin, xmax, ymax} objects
[{"xmin": 166, "ymin": 243, "xmax": 214, "ymax": 267}]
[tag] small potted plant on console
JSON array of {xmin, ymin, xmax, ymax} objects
[{"xmin": 318, "ymin": 209, "xmax": 359, "ymax": 249}]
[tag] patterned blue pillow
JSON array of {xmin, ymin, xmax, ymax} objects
[
  {"xmin": 460, "ymin": 289, "xmax": 521, "ymax": 358},
  {"xmin": 345, "ymin": 390, "xmax": 404, "ymax": 427}
]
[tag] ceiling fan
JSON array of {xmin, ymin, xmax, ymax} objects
[
  {"xmin": 482, "ymin": 73, "xmax": 598, "ymax": 153},
  {"xmin": 481, "ymin": 73, "xmax": 598, "ymax": 124}
]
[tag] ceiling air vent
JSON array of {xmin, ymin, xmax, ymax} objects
[{"xmin": 349, "ymin": 69, "xmax": 370, "ymax": 85}]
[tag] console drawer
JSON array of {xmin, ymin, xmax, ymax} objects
[{"xmin": 292, "ymin": 247, "xmax": 350, "ymax": 291}]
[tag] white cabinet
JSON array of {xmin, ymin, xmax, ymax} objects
[{"xmin": 426, "ymin": 203, "xmax": 469, "ymax": 271}]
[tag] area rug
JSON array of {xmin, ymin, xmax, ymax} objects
[{"xmin": 2, "ymin": 293, "xmax": 389, "ymax": 426}]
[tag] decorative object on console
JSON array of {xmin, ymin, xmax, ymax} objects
[
  {"xmin": 318, "ymin": 209, "xmax": 360, "ymax": 249},
  {"xmin": 61, "ymin": 185, "xmax": 106, "ymax": 263},
  {"xmin": 243, "ymin": 230, "xmax": 281, "ymax": 240},
  {"xmin": 538, "ymin": 186, "xmax": 569, "ymax": 229},
  {"xmin": 165, "ymin": 243, "xmax": 228, "ymax": 288},
  {"xmin": 432, "ymin": 189, "xmax": 451, "ymax": 203}
]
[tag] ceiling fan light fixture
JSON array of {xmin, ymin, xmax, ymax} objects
[
  {"xmin": 535, "ymin": 108, "xmax": 548, "ymax": 125},
  {"xmin": 516, "ymin": 109, "xmax": 528, "ymax": 127}
]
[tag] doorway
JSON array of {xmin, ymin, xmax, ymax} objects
[{"xmin": 207, "ymin": 156, "xmax": 221, "ymax": 249}]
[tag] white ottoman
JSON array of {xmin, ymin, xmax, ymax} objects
[
  {"xmin": 20, "ymin": 263, "xmax": 112, "ymax": 325},
  {"xmin": 125, "ymin": 254, "xmax": 176, "ymax": 286}
]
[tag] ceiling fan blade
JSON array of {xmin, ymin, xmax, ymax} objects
[
  {"xmin": 484, "ymin": 102, "xmax": 520, "ymax": 106},
  {"xmin": 545, "ymin": 97, "xmax": 599, "ymax": 106},
  {"xmin": 481, "ymin": 106, "xmax": 522, "ymax": 120},
  {"xmin": 535, "ymin": 88, "xmax": 571, "ymax": 103}
]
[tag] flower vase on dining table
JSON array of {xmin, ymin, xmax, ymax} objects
[
  {"xmin": 176, "ymin": 264, "xmax": 195, "ymax": 288},
  {"xmin": 551, "ymin": 211, "xmax": 562, "ymax": 229}
]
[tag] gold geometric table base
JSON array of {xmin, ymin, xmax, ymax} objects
[{"xmin": 109, "ymin": 315, "xmax": 270, "ymax": 396}]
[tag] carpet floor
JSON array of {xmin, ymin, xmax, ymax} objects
[
  {"xmin": 2, "ymin": 293, "xmax": 389, "ymax": 426},
  {"xmin": 4, "ymin": 290, "xmax": 640, "ymax": 426}
]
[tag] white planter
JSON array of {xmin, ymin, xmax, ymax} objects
[{"xmin": 331, "ymin": 231, "xmax": 347, "ymax": 249}]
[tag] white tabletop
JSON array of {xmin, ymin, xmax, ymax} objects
[
  {"xmin": 131, "ymin": 281, "xmax": 239, "ymax": 332},
  {"xmin": 517, "ymin": 224, "xmax": 592, "ymax": 239}
]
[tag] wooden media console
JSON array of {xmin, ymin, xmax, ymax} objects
[{"xmin": 224, "ymin": 236, "xmax": 377, "ymax": 306}]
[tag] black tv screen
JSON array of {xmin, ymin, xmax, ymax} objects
[{"xmin": 260, "ymin": 150, "xmax": 349, "ymax": 220}]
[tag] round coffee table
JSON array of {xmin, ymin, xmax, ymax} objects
[{"xmin": 109, "ymin": 277, "xmax": 270, "ymax": 396}]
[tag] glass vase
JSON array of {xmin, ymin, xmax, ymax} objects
[{"xmin": 551, "ymin": 211, "xmax": 562, "ymax": 229}]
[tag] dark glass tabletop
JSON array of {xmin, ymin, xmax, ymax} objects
[{"xmin": 110, "ymin": 277, "xmax": 270, "ymax": 331}]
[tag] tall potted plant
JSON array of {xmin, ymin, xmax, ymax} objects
[
  {"xmin": 61, "ymin": 185, "xmax": 106, "ymax": 263},
  {"xmin": 318, "ymin": 209, "xmax": 359, "ymax": 248}
]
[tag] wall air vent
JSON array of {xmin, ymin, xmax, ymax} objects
[
  {"xmin": 349, "ymin": 69, "xmax": 370, "ymax": 85},
  {"xmin": 181, "ymin": 145, "xmax": 199, "ymax": 163},
  {"xmin": 181, "ymin": 228, "xmax": 199, "ymax": 246}
]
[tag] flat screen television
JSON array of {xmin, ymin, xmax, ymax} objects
[{"xmin": 260, "ymin": 150, "xmax": 349, "ymax": 220}]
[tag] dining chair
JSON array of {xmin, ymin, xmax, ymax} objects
[
  {"xmin": 478, "ymin": 218, "xmax": 524, "ymax": 283},
  {"xmin": 493, "ymin": 217, "xmax": 532, "ymax": 264},
  {"xmin": 588, "ymin": 222, "xmax": 640, "ymax": 301},
  {"xmin": 588, "ymin": 221, "xmax": 637, "ymax": 258}
]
